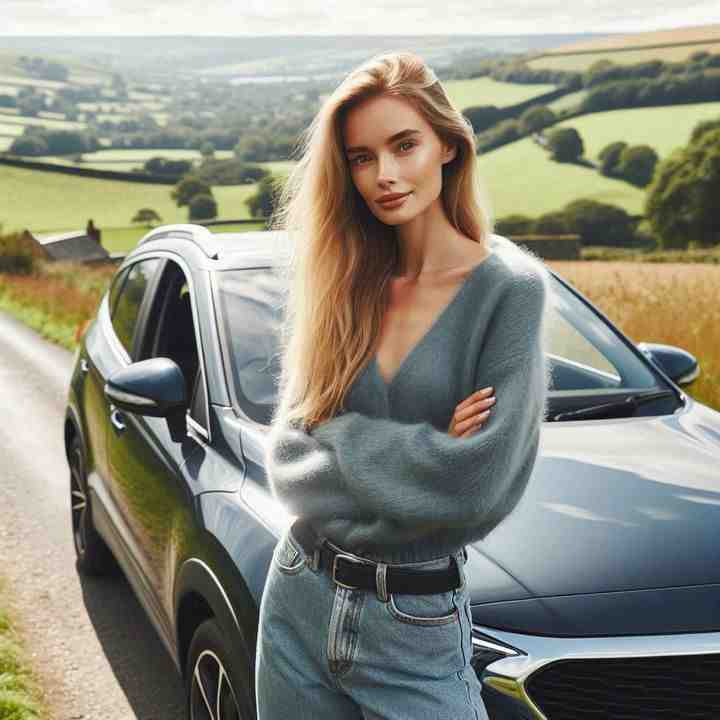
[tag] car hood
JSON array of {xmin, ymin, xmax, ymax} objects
[{"xmin": 465, "ymin": 397, "xmax": 720, "ymax": 634}]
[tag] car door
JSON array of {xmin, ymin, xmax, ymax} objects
[{"xmin": 106, "ymin": 255, "xmax": 210, "ymax": 637}]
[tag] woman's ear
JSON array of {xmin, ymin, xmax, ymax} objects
[{"xmin": 442, "ymin": 142, "xmax": 457, "ymax": 165}]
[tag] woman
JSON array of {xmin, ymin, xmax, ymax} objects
[{"xmin": 257, "ymin": 51, "xmax": 551, "ymax": 719}]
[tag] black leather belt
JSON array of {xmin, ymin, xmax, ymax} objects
[{"xmin": 290, "ymin": 519, "xmax": 463, "ymax": 595}]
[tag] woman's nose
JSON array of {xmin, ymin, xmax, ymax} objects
[{"xmin": 376, "ymin": 153, "xmax": 397, "ymax": 183}]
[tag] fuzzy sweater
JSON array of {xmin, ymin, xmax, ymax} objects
[{"xmin": 264, "ymin": 234, "xmax": 552, "ymax": 563}]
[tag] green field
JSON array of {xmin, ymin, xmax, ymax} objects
[
  {"xmin": 0, "ymin": 122, "xmax": 24, "ymax": 136},
  {"xmin": 546, "ymin": 90, "xmax": 589, "ymax": 112},
  {"xmin": 444, "ymin": 76, "xmax": 557, "ymax": 110},
  {"xmin": 478, "ymin": 136, "xmax": 645, "ymax": 217},
  {"xmin": 528, "ymin": 41, "xmax": 720, "ymax": 72},
  {"xmin": 13, "ymin": 95, "xmax": 714, "ymax": 234},
  {"xmin": 0, "ymin": 164, "xmax": 262, "ymax": 233},
  {"xmin": 0, "ymin": 114, "xmax": 85, "ymax": 131},
  {"xmin": 100, "ymin": 221, "xmax": 268, "ymax": 253},
  {"xmin": 553, "ymin": 101, "xmax": 720, "ymax": 160}
]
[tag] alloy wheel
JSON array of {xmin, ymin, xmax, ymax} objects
[{"xmin": 190, "ymin": 648, "xmax": 242, "ymax": 720}]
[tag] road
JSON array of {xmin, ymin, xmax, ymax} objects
[{"xmin": 0, "ymin": 310, "xmax": 187, "ymax": 720}]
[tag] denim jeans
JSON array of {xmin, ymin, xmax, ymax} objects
[{"xmin": 255, "ymin": 525, "xmax": 490, "ymax": 719}]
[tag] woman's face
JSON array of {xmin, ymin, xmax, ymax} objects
[{"xmin": 341, "ymin": 94, "xmax": 456, "ymax": 225}]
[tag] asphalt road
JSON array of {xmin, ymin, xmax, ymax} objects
[{"xmin": 0, "ymin": 310, "xmax": 187, "ymax": 720}]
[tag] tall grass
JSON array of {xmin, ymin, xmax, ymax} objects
[
  {"xmin": 0, "ymin": 257, "xmax": 718, "ymax": 411},
  {"xmin": 547, "ymin": 259, "xmax": 720, "ymax": 411}
]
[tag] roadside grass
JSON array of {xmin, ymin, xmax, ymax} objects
[
  {"xmin": 0, "ymin": 261, "xmax": 114, "ymax": 350},
  {"xmin": 0, "ymin": 576, "xmax": 47, "ymax": 720}
]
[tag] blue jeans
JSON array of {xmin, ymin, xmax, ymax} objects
[{"xmin": 255, "ymin": 525, "xmax": 490, "ymax": 719}]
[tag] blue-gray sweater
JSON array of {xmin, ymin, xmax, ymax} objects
[{"xmin": 265, "ymin": 234, "xmax": 552, "ymax": 563}]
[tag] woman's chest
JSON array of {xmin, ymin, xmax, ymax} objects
[{"xmin": 344, "ymin": 307, "xmax": 477, "ymax": 431}]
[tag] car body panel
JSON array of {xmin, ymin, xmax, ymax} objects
[{"xmin": 63, "ymin": 227, "xmax": 720, "ymax": 708}]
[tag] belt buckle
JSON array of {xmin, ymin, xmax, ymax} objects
[{"xmin": 332, "ymin": 553, "xmax": 366, "ymax": 590}]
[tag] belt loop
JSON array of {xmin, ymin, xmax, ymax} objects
[
  {"xmin": 375, "ymin": 562, "xmax": 389, "ymax": 603},
  {"xmin": 307, "ymin": 546, "xmax": 320, "ymax": 571}
]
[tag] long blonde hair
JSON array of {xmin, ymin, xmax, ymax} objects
[{"xmin": 268, "ymin": 50, "xmax": 494, "ymax": 430}]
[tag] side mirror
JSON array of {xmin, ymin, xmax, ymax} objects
[
  {"xmin": 105, "ymin": 357, "xmax": 188, "ymax": 417},
  {"xmin": 636, "ymin": 342, "xmax": 699, "ymax": 386}
]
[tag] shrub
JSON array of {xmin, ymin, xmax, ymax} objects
[
  {"xmin": 189, "ymin": 193, "xmax": 218, "ymax": 221},
  {"xmin": 171, "ymin": 176, "xmax": 212, "ymax": 208},
  {"xmin": 546, "ymin": 126, "xmax": 584, "ymax": 162},
  {"xmin": 598, "ymin": 141, "xmax": 628, "ymax": 176},
  {"xmin": 562, "ymin": 198, "xmax": 637, "ymax": 247},
  {"xmin": 616, "ymin": 144, "xmax": 659, "ymax": 187},
  {"xmin": 494, "ymin": 214, "xmax": 535, "ymax": 236}
]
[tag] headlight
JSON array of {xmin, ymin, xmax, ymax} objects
[{"xmin": 471, "ymin": 626, "xmax": 524, "ymax": 673}]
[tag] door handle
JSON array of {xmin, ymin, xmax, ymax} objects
[{"xmin": 109, "ymin": 405, "xmax": 126, "ymax": 432}]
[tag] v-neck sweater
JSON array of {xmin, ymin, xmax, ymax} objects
[{"xmin": 264, "ymin": 233, "xmax": 552, "ymax": 563}]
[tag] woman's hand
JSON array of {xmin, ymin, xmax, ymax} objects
[{"xmin": 448, "ymin": 386, "xmax": 496, "ymax": 438}]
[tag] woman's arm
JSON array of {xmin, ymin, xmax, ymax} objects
[{"xmin": 265, "ymin": 266, "xmax": 550, "ymax": 543}]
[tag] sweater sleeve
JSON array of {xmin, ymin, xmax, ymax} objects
[{"xmin": 264, "ymin": 265, "xmax": 550, "ymax": 545}]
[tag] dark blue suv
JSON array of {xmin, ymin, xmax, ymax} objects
[{"xmin": 65, "ymin": 224, "xmax": 720, "ymax": 720}]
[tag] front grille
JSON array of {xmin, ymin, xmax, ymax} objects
[{"xmin": 524, "ymin": 652, "xmax": 720, "ymax": 719}]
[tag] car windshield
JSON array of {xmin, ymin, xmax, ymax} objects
[{"xmin": 215, "ymin": 266, "xmax": 676, "ymax": 424}]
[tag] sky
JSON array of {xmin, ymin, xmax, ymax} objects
[{"xmin": 3, "ymin": 0, "xmax": 720, "ymax": 36}]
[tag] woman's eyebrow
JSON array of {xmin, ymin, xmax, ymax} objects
[{"xmin": 345, "ymin": 128, "xmax": 421, "ymax": 154}]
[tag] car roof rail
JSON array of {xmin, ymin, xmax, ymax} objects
[{"xmin": 137, "ymin": 224, "xmax": 219, "ymax": 259}]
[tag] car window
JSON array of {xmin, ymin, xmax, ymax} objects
[
  {"xmin": 108, "ymin": 267, "xmax": 130, "ymax": 317},
  {"xmin": 139, "ymin": 260, "xmax": 209, "ymax": 437},
  {"xmin": 111, "ymin": 258, "xmax": 162, "ymax": 357},
  {"xmin": 543, "ymin": 283, "xmax": 659, "ymax": 396},
  {"xmin": 215, "ymin": 267, "xmax": 284, "ymax": 425},
  {"xmin": 215, "ymin": 266, "xmax": 671, "ymax": 422}
]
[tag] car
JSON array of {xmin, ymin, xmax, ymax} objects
[{"xmin": 64, "ymin": 223, "xmax": 720, "ymax": 720}]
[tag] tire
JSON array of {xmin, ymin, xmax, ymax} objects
[
  {"xmin": 185, "ymin": 617, "xmax": 256, "ymax": 720},
  {"xmin": 68, "ymin": 433, "xmax": 116, "ymax": 576}
]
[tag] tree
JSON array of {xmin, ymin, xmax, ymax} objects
[
  {"xmin": 200, "ymin": 141, "xmax": 215, "ymax": 160},
  {"xmin": 519, "ymin": 105, "xmax": 556, "ymax": 133},
  {"xmin": 615, "ymin": 145, "xmax": 659, "ymax": 187},
  {"xmin": 171, "ymin": 176, "xmax": 212, "ymax": 208},
  {"xmin": 598, "ymin": 141, "xmax": 628, "ymax": 176},
  {"xmin": 245, "ymin": 174, "xmax": 281, "ymax": 219},
  {"xmin": 132, "ymin": 208, "xmax": 162, "ymax": 227},
  {"xmin": 562, "ymin": 198, "xmax": 636, "ymax": 247},
  {"xmin": 189, "ymin": 194, "xmax": 218, "ymax": 221},
  {"xmin": 689, "ymin": 116, "xmax": 720, "ymax": 144},
  {"xmin": 9, "ymin": 135, "xmax": 48, "ymax": 156},
  {"xmin": 645, "ymin": 128, "xmax": 720, "ymax": 249},
  {"xmin": 546, "ymin": 127, "xmax": 584, "ymax": 162},
  {"xmin": 533, "ymin": 211, "xmax": 570, "ymax": 235},
  {"xmin": 462, "ymin": 105, "xmax": 503, "ymax": 134},
  {"xmin": 494, "ymin": 214, "xmax": 535, "ymax": 236}
]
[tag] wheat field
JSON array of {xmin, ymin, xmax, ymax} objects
[{"xmin": 546, "ymin": 260, "xmax": 720, "ymax": 411}]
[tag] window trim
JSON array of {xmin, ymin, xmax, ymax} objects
[
  {"xmin": 123, "ymin": 250, "xmax": 213, "ymax": 444},
  {"xmin": 108, "ymin": 257, "xmax": 163, "ymax": 361},
  {"xmin": 211, "ymin": 265, "xmax": 280, "ymax": 426}
]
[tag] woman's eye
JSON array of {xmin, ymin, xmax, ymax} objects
[{"xmin": 349, "ymin": 141, "xmax": 415, "ymax": 167}]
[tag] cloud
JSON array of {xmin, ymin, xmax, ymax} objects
[{"xmin": 3, "ymin": 0, "xmax": 720, "ymax": 34}]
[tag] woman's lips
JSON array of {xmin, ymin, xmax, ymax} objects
[{"xmin": 377, "ymin": 192, "xmax": 411, "ymax": 209}]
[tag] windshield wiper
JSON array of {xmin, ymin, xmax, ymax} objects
[{"xmin": 551, "ymin": 389, "xmax": 678, "ymax": 422}]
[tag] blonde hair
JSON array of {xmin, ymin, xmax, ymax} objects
[{"xmin": 268, "ymin": 50, "xmax": 495, "ymax": 430}]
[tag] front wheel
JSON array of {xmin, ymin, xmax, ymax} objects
[
  {"xmin": 68, "ymin": 434, "xmax": 116, "ymax": 576},
  {"xmin": 185, "ymin": 617, "xmax": 256, "ymax": 720}
]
